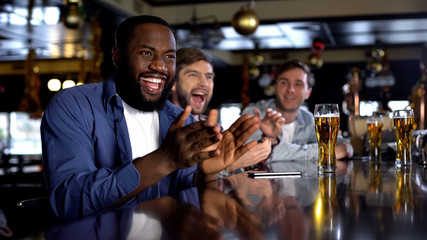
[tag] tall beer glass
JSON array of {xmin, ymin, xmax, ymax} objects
[
  {"xmin": 314, "ymin": 104, "xmax": 340, "ymax": 172},
  {"xmin": 392, "ymin": 109, "xmax": 415, "ymax": 167},
  {"xmin": 367, "ymin": 114, "xmax": 383, "ymax": 161}
]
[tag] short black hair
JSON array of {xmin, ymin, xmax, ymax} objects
[
  {"xmin": 115, "ymin": 15, "xmax": 176, "ymax": 51},
  {"xmin": 275, "ymin": 59, "xmax": 315, "ymax": 88}
]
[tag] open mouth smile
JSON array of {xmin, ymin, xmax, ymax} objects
[{"xmin": 140, "ymin": 76, "xmax": 166, "ymax": 95}]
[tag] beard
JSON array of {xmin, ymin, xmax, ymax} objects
[
  {"xmin": 115, "ymin": 61, "xmax": 174, "ymax": 112},
  {"xmin": 275, "ymin": 98, "xmax": 301, "ymax": 113},
  {"xmin": 176, "ymin": 89, "xmax": 191, "ymax": 113},
  {"xmin": 175, "ymin": 84, "xmax": 211, "ymax": 116}
]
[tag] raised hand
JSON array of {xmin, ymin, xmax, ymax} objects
[
  {"xmin": 255, "ymin": 108, "xmax": 284, "ymax": 140},
  {"xmin": 226, "ymin": 139, "xmax": 271, "ymax": 173},
  {"xmin": 200, "ymin": 113, "xmax": 260, "ymax": 175},
  {"xmin": 159, "ymin": 106, "xmax": 223, "ymax": 170}
]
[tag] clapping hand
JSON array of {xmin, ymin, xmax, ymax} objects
[
  {"xmin": 159, "ymin": 106, "xmax": 223, "ymax": 170},
  {"xmin": 226, "ymin": 139, "xmax": 271, "ymax": 173},
  {"xmin": 200, "ymin": 113, "xmax": 260, "ymax": 175}
]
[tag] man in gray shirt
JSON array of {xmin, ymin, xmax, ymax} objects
[{"xmin": 242, "ymin": 60, "xmax": 353, "ymax": 171}]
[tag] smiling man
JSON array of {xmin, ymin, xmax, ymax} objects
[
  {"xmin": 171, "ymin": 47, "xmax": 282, "ymax": 175},
  {"xmin": 242, "ymin": 60, "xmax": 353, "ymax": 170},
  {"xmin": 41, "ymin": 16, "xmax": 260, "ymax": 219},
  {"xmin": 171, "ymin": 47, "xmax": 215, "ymax": 120}
]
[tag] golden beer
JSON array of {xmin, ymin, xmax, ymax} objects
[
  {"xmin": 367, "ymin": 121, "xmax": 383, "ymax": 160},
  {"xmin": 393, "ymin": 116, "xmax": 415, "ymax": 166},
  {"xmin": 315, "ymin": 116, "xmax": 340, "ymax": 172}
]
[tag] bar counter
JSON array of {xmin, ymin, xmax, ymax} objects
[{"xmin": 10, "ymin": 158, "xmax": 427, "ymax": 239}]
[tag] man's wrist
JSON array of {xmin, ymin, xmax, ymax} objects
[
  {"xmin": 262, "ymin": 133, "xmax": 280, "ymax": 145},
  {"xmin": 193, "ymin": 164, "xmax": 218, "ymax": 186}
]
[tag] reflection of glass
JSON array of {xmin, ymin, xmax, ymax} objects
[
  {"xmin": 365, "ymin": 162, "xmax": 385, "ymax": 223},
  {"xmin": 393, "ymin": 167, "xmax": 414, "ymax": 222},
  {"xmin": 368, "ymin": 162, "xmax": 382, "ymax": 194},
  {"xmin": 367, "ymin": 114, "xmax": 383, "ymax": 161},
  {"xmin": 392, "ymin": 109, "xmax": 415, "ymax": 167},
  {"xmin": 312, "ymin": 173, "xmax": 340, "ymax": 239},
  {"xmin": 314, "ymin": 104, "xmax": 340, "ymax": 172}
]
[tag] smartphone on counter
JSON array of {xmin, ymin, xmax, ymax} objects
[{"xmin": 247, "ymin": 171, "xmax": 302, "ymax": 179}]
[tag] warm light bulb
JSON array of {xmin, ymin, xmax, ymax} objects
[
  {"xmin": 62, "ymin": 80, "xmax": 76, "ymax": 89},
  {"xmin": 48, "ymin": 79, "xmax": 61, "ymax": 91}
]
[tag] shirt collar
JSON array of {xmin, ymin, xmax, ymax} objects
[
  {"xmin": 294, "ymin": 107, "xmax": 310, "ymax": 127},
  {"xmin": 102, "ymin": 73, "xmax": 119, "ymax": 113}
]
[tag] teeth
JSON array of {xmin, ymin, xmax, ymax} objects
[
  {"xmin": 193, "ymin": 92, "xmax": 205, "ymax": 96},
  {"xmin": 142, "ymin": 77, "xmax": 161, "ymax": 83}
]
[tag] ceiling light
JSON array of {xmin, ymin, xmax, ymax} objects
[
  {"xmin": 63, "ymin": 0, "xmax": 83, "ymax": 29},
  {"xmin": 44, "ymin": 7, "xmax": 60, "ymax": 25}
]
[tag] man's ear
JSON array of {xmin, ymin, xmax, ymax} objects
[
  {"xmin": 305, "ymin": 88, "xmax": 313, "ymax": 100},
  {"xmin": 112, "ymin": 47, "xmax": 119, "ymax": 68}
]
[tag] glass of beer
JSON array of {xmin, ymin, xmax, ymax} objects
[
  {"xmin": 314, "ymin": 104, "xmax": 340, "ymax": 172},
  {"xmin": 392, "ymin": 109, "xmax": 415, "ymax": 167},
  {"xmin": 367, "ymin": 114, "xmax": 383, "ymax": 161}
]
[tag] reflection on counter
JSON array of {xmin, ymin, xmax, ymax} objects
[
  {"xmin": 393, "ymin": 167, "xmax": 414, "ymax": 222},
  {"xmin": 3, "ymin": 157, "xmax": 427, "ymax": 239},
  {"xmin": 312, "ymin": 173, "xmax": 340, "ymax": 240}
]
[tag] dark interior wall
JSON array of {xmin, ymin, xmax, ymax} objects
[
  {"xmin": 0, "ymin": 76, "xmax": 25, "ymax": 112},
  {"xmin": 209, "ymin": 66, "xmax": 244, "ymax": 107}
]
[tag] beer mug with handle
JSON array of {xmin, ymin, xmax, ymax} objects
[
  {"xmin": 314, "ymin": 104, "xmax": 340, "ymax": 172},
  {"xmin": 392, "ymin": 109, "xmax": 415, "ymax": 167}
]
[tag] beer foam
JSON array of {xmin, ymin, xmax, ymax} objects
[
  {"xmin": 393, "ymin": 116, "xmax": 414, "ymax": 119},
  {"xmin": 314, "ymin": 113, "xmax": 340, "ymax": 117}
]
